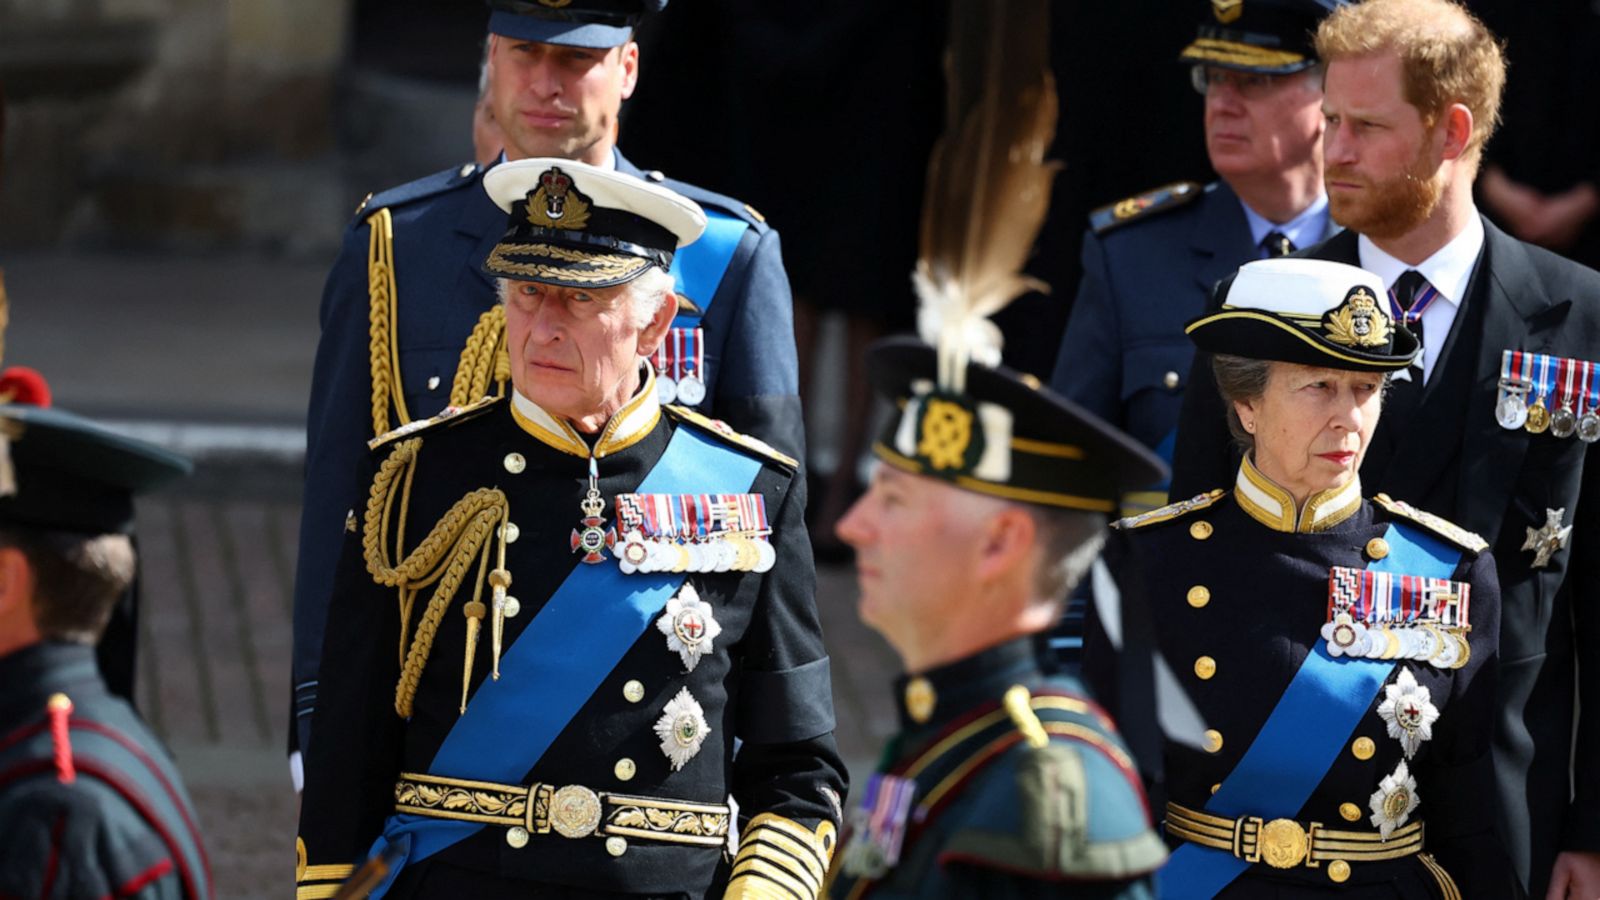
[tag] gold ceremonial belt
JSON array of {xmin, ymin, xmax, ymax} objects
[
  {"xmin": 395, "ymin": 772, "xmax": 731, "ymax": 848},
  {"xmin": 1165, "ymin": 801, "xmax": 1424, "ymax": 871}
]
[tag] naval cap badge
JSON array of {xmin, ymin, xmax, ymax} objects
[
  {"xmin": 525, "ymin": 165, "xmax": 593, "ymax": 231},
  {"xmin": 1323, "ymin": 286, "xmax": 1393, "ymax": 349},
  {"xmin": 655, "ymin": 583, "xmax": 722, "ymax": 671}
]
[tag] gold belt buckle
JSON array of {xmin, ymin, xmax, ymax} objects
[
  {"xmin": 548, "ymin": 784, "xmax": 604, "ymax": 839},
  {"xmin": 1258, "ymin": 818, "xmax": 1311, "ymax": 869}
]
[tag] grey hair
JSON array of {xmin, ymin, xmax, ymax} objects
[
  {"xmin": 497, "ymin": 264, "xmax": 676, "ymax": 332},
  {"xmin": 1025, "ymin": 506, "xmax": 1108, "ymax": 604},
  {"xmin": 1212, "ymin": 353, "xmax": 1274, "ymax": 455}
]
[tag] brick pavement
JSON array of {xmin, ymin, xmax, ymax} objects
[{"xmin": 131, "ymin": 468, "xmax": 898, "ymax": 900}]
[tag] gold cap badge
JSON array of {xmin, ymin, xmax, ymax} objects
[
  {"xmin": 1322, "ymin": 287, "xmax": 1392, "ymax": 349},
  {"xmin": 525, "ymin": 166, "xmax": 592, "ymax": 231},
  {"xmin": 1213, "ymin": 0, "xmax": 1243, "ymax": 23}
]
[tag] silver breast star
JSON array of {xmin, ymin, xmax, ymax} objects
[{"xmin": 1522, "ymin": 508, "xmax": 1572, "ymax": 569}]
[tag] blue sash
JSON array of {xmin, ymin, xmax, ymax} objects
[
  {"xmin": 669, "ymin": 209, "xmax": 746, "ymax": 328},
  {"xmin": 365, "ymin": 424, "xmax": 764, "ymax": 897},
  {"xmin": 1158, "ymin": 520, "xmax": 1461, "ymax": 898}
]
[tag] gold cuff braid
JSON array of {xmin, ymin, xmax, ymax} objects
[{"xmin": 726, "ymin": 813, "xmax": 838, "ymax": 900}]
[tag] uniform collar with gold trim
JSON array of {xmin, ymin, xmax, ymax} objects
[
  {"xmin": 1233, "ymin": 454, "xmax": 1361, "ymax": 533},
  {"xmin": 509, "ymin": 364, "xmax": 662, "ymax": 459}
]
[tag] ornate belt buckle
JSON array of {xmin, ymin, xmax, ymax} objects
[
  {"xmin": 1259, "ymin": 818, "xmax": 1310, "ymax": 869},
  {"xmin": 549, "ymin": 784, "xmax": 604, "ymax": 839}
]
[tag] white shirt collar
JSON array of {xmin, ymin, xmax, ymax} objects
[
  {"xmin": 1239, "ymin": 193, "xmax": 1331, "ymax": 256},
  {"xmin": 1356, "ymin": 212, "xmax": 1485, "ymax": 309}
]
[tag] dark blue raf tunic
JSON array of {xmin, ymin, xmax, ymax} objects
[
  {"xmin": 1092, "ymin": 462, "xmax": 1519, "ymax": 897},
  {"xmin": 825, "ymin": 639, "xmax": 1165, "ymax": 899},
  {"xmin": 0, "ymin": 643, "xmax": 211, "ymax": 900},
  {"xmin": 297, "ymin": 382, "xmax": 841, "ymax": 900},
  {"xmin": 291, "ymin": 149, "xmax": 802, "ymax": 758}
]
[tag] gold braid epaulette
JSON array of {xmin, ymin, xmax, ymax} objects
[
  {"xmin": 361, "ymin": 437, "xmax": 509, "ymax": 717},
  {"xmin": 1113, "ymin": 489, "xmax": 1226, "ymax": 530},
  {"xmin": 449, "ymin": 305, "xmax": 510, "ymax": 408},
  {"xmin": 368, "ymin": 208, "xmax": 410, "ymax": 438}
]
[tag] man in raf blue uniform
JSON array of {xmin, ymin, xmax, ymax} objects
[
  {"xmin": 297, "ymin": 159, "xmax": 842, "ymax": 900},
  {"xmin": 1049, "ymin": 0, "xmax": 1343, "ymax": 516},
  {"xmin": 825, "ymin": 335, "xmax": 1169, "ymax": 896},
  {"xmin": 290, "ymin": 0, "xmax": 803, "ymax": 772},
  {"xmin": 0, "ymin": 391, "xmax": 208, "ymax": 899}
]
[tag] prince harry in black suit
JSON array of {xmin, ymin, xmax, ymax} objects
[{"xmin": 1169, "ymin": 2, "xmax": 1600, "ymax": 896}]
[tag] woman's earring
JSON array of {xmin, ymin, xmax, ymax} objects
[{"xmin": 1244, "ymin": 420, "xmax": 1256, "ymax": 433}]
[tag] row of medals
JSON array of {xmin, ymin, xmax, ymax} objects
[
  {"xmin": 1326, "ymin": 613, "xmax": 1470, "ymax": 669},
  {"xmin": 1496, "ymin": 357, "xmax": 1600, "ymax": 439},
  {"xmin": 618, "ymin": 530, "xmax": 775, "ymax": 575}
]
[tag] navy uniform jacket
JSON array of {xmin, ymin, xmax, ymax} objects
[
  {"xmin": 1169, "ymin": 220, "xmax": 1600, "ymax": 894},
  {"xmin": 291, "ymin": 149, "xmax": 802, "ymax": 757},
  {"xmin": 297, "ymin": 384, "xmax": 842, "ymax": 899},
  {"xmin": 825, "ymin": 639, "xmax": 1165, "ymax": 899},
  {"xmin": 1089, "ymin": 471, "xmax": 1517, "ymax": 897},
  {"xmin": 0, "ymin": 642, "xmax": 211, "ymax": 900}
]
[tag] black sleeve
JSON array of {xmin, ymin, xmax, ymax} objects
[{"xmin": 1562, "ymin": 439, "xmax": 1600, "ymax": 850}]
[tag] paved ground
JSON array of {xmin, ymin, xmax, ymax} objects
[{"xmin": 1, "ymin": 247, "xmax": 899, "ymax": 898}]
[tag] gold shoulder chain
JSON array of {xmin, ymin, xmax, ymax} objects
[
  {"xmin": 367, "ymin": 208, "xmax": 411, "ymax": 437},
  {"xmin": 449, "ymin": 305, "xmax": 510, "ymax": 408}
]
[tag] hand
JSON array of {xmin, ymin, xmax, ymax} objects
[
  {"xmin": 1522, "ymin": 183, "xmax": 1600, "ymax": 251},
  {"xmin": 1546, "ymin": 850, "xmax": 1600, "ymax": 900},
  {"xmin": 1480, "ymin": 165, "xmax": 1546, "ymax": 236}
]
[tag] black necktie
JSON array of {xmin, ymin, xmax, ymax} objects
[{"xmin": 1263, "ymin": 231, "xmax": 1295, "ymax": 258}]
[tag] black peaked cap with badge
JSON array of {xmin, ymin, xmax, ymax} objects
[
  {"xmin": 869, "ymin": 338, "xmax": 1167, "ymax": 513},
  {"xmin": 0, "ymin": 404, "xmax": 190, "ymax": 536},
  {"xmin": 1186, "ymin": 257, "xmax": 1420, "ymax": 372},
  {"xmin": 482, "ymin": 157, "xmax": 706, "ymax": 289},
  {"xmin": 1180, "ymin": 0, "xmax": 1349, "ymax": 73},
  {"xmin": 486, "ymin": 0, "xmax": 667, "ymax": 49}
]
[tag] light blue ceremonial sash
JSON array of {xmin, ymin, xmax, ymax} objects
[
  {"xmin": 364, "ymin": 424, "xmax": 763, "ymax": 897},
  {"xmin": 669, "ymin": 209, "xmax": 746, "ymax": 328},
  {"xmin": 1157, "ymin": 519, "xmax": 1460, "ymax": 898}
]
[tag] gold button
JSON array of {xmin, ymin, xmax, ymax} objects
[
  {"xmin": 1327, "ymin": 859, "xmax": 1351, "ymax": 883},
  {"xmin": 1351, "ymin": 736, "xmax": 1375, "ymax": 760},
  {"xmin": 1190, "ymin": 521, "xmax": 1214, "ymax": 540},
  {"xmin": 1164, "ymin": 371, "xmax": 1181, "ymax": 390},
  {"xmin": 503, "ymin": 596, "xmax": 521, "ymax": 618},
  {"xmin": 1210, "ymin": 783, "xmax": 1221, "ymax": 795},
  {"xmin": 623, "ymin": 680, "xmax": 645, "ymax": 703},
  {"xmin": 501, "ymin": 522, "xmax": 521, "ymax": 543},
  {"xmin": 1204, "ymin": 729, "xmax": 1223, "ymax": 753},
  {"xmin": 506, "ymin": 826, "xmax": 530, "ymax": 849},
  {"xmin": 606, "ymin": 836, "xmax": 628, "ymax": 857},
  {"xmin": 1194, "ymin": 656, "xmax": 1217, "ymax": 680},
  {"xmin": 1340, "ymin": 802, "xmax": 1362, "ymax": 822},
  {"xmin": 503, "ymin": 453, "xmax": 526, "ymax": 474},
  {"xmin": 614, "ymin": 758, "xmax": 636, "ymax": 781},
  {"xmin": 904, "ymin": 677, "xmax": 936, "ymax": 724},
  {"xmin": 1366, "ymin": 538, "xmax": 1390, "ymax": 560},
  {"xmin": 1187, "ymin": 586, "xmax": 1211, "ymax": 608}
]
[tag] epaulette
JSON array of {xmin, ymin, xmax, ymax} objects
[
  {"xmin": 1373, "ymin": 493, "xmax": 1488, "ymax": 554},
  {"xmin": 1088, "ymin": 181, "xmax": 1203, "ymax": 235},
  {"xmin": 663, "ymin": 405, "xmax": 797, "ymax": 469},
  {"xmin": 1113, "ymin": 488, "xmax": 1226, "ymax": 530},
  {"xmin": 368, "ymin": 394, "xmax": 503, "ymax": 451},
  {"xmin": 647, "ymin": 172, "xmax": 768, "ymax": 232},
  {"xmin": 353, "ymin": 161, "xmax": 482, "ymax": 221}
]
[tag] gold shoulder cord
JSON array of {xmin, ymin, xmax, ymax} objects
[
  {"xmin": 368, "ymin": 208, "xmax": 411, "ymax": 437},
  {"xmin": 362, "ymin": 437, "xmax": 513, "ymax": 717},
  {"xmin": 449, "ymin": 305, "xmax": 511, "ymax": 408}
]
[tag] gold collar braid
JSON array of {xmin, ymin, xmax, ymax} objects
[{"xmin": 1233, "ymin": 454, "xmax": 1362, "ymax": 534}]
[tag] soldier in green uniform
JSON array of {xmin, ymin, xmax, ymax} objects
[
  {"xmin": 825, "ymin": 329, "xmax": 1170, "ymax": 897},
  {"xmin": 0, "ymin": 389, "xmax": 206, "ymax": 899}
]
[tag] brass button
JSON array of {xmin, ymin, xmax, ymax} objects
[
  {"xmin": 501, "ymin": 522, "xmax": 521, "ymax": 543},
  {"xmin": 503, "ymin": 596, "xmax": 521, "ymax": 618},
  {"xmin": 1187, "ymin": 586, "xmax": 1211, "ymax": 608},
  {"xmin": 1340, "ymin": 802, "xmax": 1362, "ymax": 822},
  {"xmin": 506, "ymin": 826, "xmax": 530, "ymax": 849},
  {"xmin": 904, "ymin": 677, "xmax": 936, "ymax": 724},
  {"xmin": 1327, "ymin": 859, "xmax": 1351, "ymax": 883},
  {"xmin": 1194, "ymin": 656, "xmax": 1217, "ymax": 680},
  {"xmin": 606, "ymin": 836, "xmax": 628, "ymax": 857},
  {"xmin": 623, "ymin": 680, "xmax": 645, "ymax": 703},
  {"xmin": 1366, "ymin": 538, "xmax": 1390, "ymax": 560},
  {"xmin": 427, "ymin": 375, "xmax": 441, "ymax": 391},
  {"xmin": 1351, "ymin": 736, "xmax": 1375, "ymax": 760},
  {"xmin": 1164, "ymin": 370, "xmax": 1181, "ymax": 390},
  {"xmin": 1190, "ymin": 521, "xmax": 1214, "ymax": 540},
  {"xmin": 1210, "ymin": 783, "xmax": 1221, "ymax": 795},
  {"xmin": 503, "ymin": 453, "xmax": 526, "ymax": 474},
  {"xmin": 614, "ymin": 758, "xmax": 636, "ymax": 781},
  {"xmin": 1204, "ymin": 729, "xmax": 1224, "ymax": 753}
]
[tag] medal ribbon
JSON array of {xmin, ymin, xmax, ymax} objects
[
  {"xmin": 1588, "ymin": 361, "xmax": 1600, "ymax": 421},
  {"xmin": 1535, "ymin": 353, "xmax": 1555, "ymax": 406},
  {"xmin": 1158, "ymin": 521, "xmax": 1463, "ymax": 898},
  {"xmin": 363, "ymin": 426, "xmax": 767, "ymax": 896},
  {"xmin": 1560, "ymin": 358, "xmax": 1577, "ymax": 412}
]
